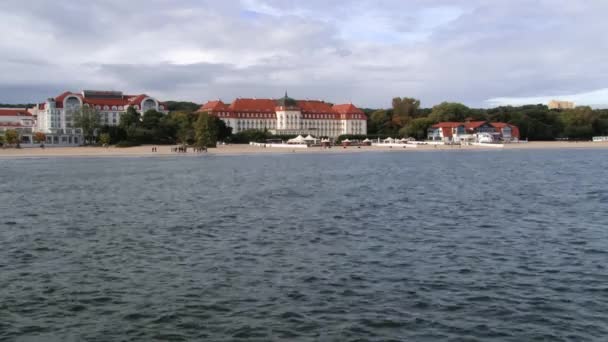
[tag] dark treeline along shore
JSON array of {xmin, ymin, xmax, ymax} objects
[{"xmin": 3, "ymin": 97, "xmax": 608, "ymax": 148}]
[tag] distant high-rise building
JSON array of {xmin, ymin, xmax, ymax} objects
[{"xmin": 548, "ymin": 100, "xmax": 575, "ymax": 110}]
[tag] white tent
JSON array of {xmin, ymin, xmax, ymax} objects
[
  {"xmin": 304, "ymin": 135, "xmax": 317, "ymax": 142},
  {"xmin": 342, "ymin": 138, "xmax": 351, "ymax": 143},
  {"xmin": 362, "ymin": 138, "xmax": 371, "ymax": 143},
  {"xmin": 288, "ymin": 135, "xmax": 307, "ymax": 144},
  {"xmin": 384, "ymin": 137, "xmax": 395, "ymax": 143}
]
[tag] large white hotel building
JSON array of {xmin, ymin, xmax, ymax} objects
[
  {"xmin": 198, "ymin": 93, "xmax": 367, "ymax": 138},
  {"xmin": 29, "ymin": 90, "xmax": 168, "ymax": 145}
]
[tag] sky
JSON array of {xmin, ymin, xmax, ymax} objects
[{"xmin": 0, "ymin": 0, "xmax": 607, "ymax": 108}]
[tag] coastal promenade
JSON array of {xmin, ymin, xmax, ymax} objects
[{"xmin": 1, "ymin": 141, "xmax": 608, "ymax": 158}]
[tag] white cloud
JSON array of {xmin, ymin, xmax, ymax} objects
[
  {"xmin": 0, "ymin": 0, "xmax": 607, "ymax": 108},
  {"xmin": 487, "ymin": 88, "xmax": 608, "ymax": 108}
]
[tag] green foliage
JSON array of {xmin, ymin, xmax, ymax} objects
[
  {"xmin": 0, "ymin": 103, "xmax": 35, "ymax": 108},
  {"xmin": 119, "ymin": 106, "xmax": 141, "ymax": 140},
  {"xmin": 212, "ymin": 116, "xmax": 232, "ymax": 142},
  {"xmin": 33, "ymin": 132, "xmax": 46, "ymax": 144},
  {"xmin": 72, "ymin": 106, "xmax": 102, "ymax": 144},
  {"xmin": 142, "ymin": 110, "xmax": 165, "ymax": 129},
  {"xmin": 0, "ymin": 134, "xmax": 4, "ymax": 145},
  {"xmin": 194, "ymin": 112, "xmax": 218, "ymax": 148},
  {"xmin": 392, "ymin": 97, "xmax": 420, "ymax": 126},
  {"xmin": 174, "ymin": 112, "xmax": 194, "ymax": 146},
  {"xmin": 230, "ymin": 129, "xmax": 272, "ymax": 144},
  {"xmin": 165, "ymin": 101, "xmax": 200, "ymax": 113},
  {"xmin": 369, "ymin": 110, "xmax": 394, "ymax": 135},
  {"xmin": 428, "ymin": 102, "xmax": 472, "ymax": 122},
  {"xmin": 4, "ymin": 129, "xmax": 19, "ymax": 145},
  {"xmin": 399, "ymin": 117, "xmax": 435, "ymax": 140},
  {"xmin": 365, "ymin": 98, "xmax": 608, "ymax": 140},
  {"xmin": 99, "ymin": 125, "xmax": 127, "ymax": 144},
  {"xmin": 99, "ymin": 133, "xmax": 111, "ymax": 146}
]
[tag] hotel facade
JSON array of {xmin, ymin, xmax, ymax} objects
[
  {"xmin": 198, "ymin": 93, "xmax": 367, "ymax": 138},
  {"xmin": 29, "ymin": 90, "xmax": 168, "ymax": 145}
]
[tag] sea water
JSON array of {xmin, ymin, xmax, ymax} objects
[{"xmin": 1, "ymin": 150, "xmax": 608, "ymax": 341}]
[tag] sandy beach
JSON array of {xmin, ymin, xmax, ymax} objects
[{"xmin": 1, "ymin": 141, "xmax": 607, "ymax": 158}]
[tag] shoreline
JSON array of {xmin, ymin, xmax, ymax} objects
[{"xmin": 1, "ymin": 141, "xmax": 608, "ymax": 159}]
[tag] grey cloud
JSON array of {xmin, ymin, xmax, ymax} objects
[{"xmin": 0, "ymin": 0, "xmax": 607, "ymax": 107}]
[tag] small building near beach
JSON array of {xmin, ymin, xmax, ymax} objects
[
  {"xmin": 0, "ymin": 108, "xmax": 36, "ymax": 144},
  {"xmin": 198, "ymin": 93, "xmax": 367, "ymax": 138},
  {"xmin": 428, "ymin": 121, "xmax": 519, "ymax": 143}
]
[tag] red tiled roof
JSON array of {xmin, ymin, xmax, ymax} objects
[
  {"xmin": 199, "ymin": 100, "xmax": 228, "ymax": 112},
  {"xmin": 432, "ymin": 122, "xmax": 464, "ymax": 128},
  {"xmin": 332, "ymin": 103, "xmax": 363, "ymax": 114},
  {"xmin": 491, "ymin": 122, "xmax": 520, "ymax": 139},
  {"xmin": 441, "ymin": 127, "xmax": 453, "ymax": 138},
  {"xmin": 298, "ymin": 101, "xmax": 340, "ymax": 119},
  {"xmin": 199, "ymin": 98, "xmax": 367, "ymax": 120},
  {"xmin": 0, "ymin": 108, "xmax": 32, "ymax": 117},
  {"xmin": 48, "ymin": 91, "xmax": 162, "ymax": 110},
  {"xmin": 464, "ymin": 121, "xmax": 488, "ymax": 130},
  {"xmin": 229, "ymin": 98, "xmax": 277, "ymax": 112}
]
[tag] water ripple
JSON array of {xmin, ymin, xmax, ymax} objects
[{"xmin": 1, "ymin": 150, "xmax": 608, "ymax": 341}]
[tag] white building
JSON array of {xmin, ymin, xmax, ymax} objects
[
  {"xmin": 29, "ymin": 90, "xmax": 168, "ymax": 145},
  {"xmin": 0, "ymin": 108, "xmax": 36, "ymax": 144},
  {"xmin": 198, "ymin": 93, "xmax": 367, "ymax": 138},
  {"xmin": 427, "ymin": 121, "xmax": 520, "ymax": 143}
]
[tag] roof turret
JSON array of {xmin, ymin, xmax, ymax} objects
[{"xmin": 276, "ymin": 92, "xmax": 298, "ymax": 108}]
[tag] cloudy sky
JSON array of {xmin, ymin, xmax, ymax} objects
[{"xmin": 0, "ymin": 0, "xmax": 607, "ymax": 108}]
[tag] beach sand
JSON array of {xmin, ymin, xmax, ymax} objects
[{"xmin": 1, "ymin": 141, "xmax": 607, "ymax": 158}]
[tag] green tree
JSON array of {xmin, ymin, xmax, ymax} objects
[
  {"xmin": 194, "ymin": 112, "xmax": 218, "ymax": 149},
  {"xmin": 142, "ymin": 109, "xmax": 165, "ymax": 130},
  {"xmin": 399, "ymin": 117, "xmax": 435, "ymax": 140},
  {"xmin": 211, "ymin": 116, "xmax": 232, "ymax": 142},
  {"xmin": 119, "ymin": 106, "xmax": 141, "ymax": 141},
  {"xmin": 72, "ymin": 105, "xmax": 101, "ymax": 144},
  {"xmin": 4, "ymin": 129, "xmax": 20, "ymax": 146},
  {"xmin": 230, "ymin": 129, "xmax": 271, "ymax": 144},
  {"xmin": 33, "ymin": 132, "xmax": 46, "ymax": 144},
  {"xmin": 170, "ymin": 111, "xmax": 193, "ymax": 146},
  {"xmin": 99, "ymin": 133, "xmax": 111, "ymax": 146},
  {"xmin": 369, "ymin": 109, "xmax": 395, "ymax": 134},
  {"xmin": 165, "ymin": 101, "xmax": 200, "ymax": 113},
  {"xmin": 428, "ymin": 102, "xmax": 473, "ymax": 123},
  {"xmin": 392, "ymin": 97, "xmax": 420, "ymax": 127}
]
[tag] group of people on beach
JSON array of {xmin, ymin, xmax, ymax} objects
[{"xmin": 169, "ymin": 146, "xmax": 208, "ymax": 153}]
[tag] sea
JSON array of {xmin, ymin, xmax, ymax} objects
[{"xmin": 1, "ymin": 149, "xmax": 608, "ymax": 341}]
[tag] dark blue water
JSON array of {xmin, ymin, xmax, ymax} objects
[{"xmin": 1, "ymin": 150, "xmax": 608, "ymax": 341}]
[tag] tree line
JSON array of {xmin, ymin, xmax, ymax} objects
[
  {"xmin": 365, "ymin": 98, "xmax": 608, "ymax": 140},
  {"xmin": 72, "ymin": 103, "xmax": 231, "ymax": 149},
  {"xmin": 4, "ymin": 98, "xmax": 608, "ymax": 147}
]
